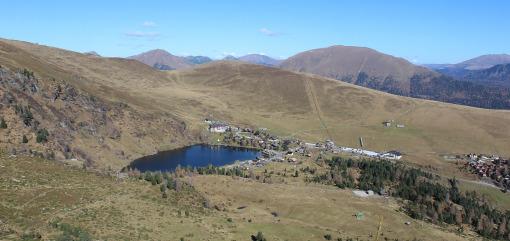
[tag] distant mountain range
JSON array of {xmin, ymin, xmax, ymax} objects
[
  {"xmin": 128, "ymin": 47, "xmax": 510, "ymax": 109},
  {"xmin": 233, "ymin": 54, "xmax": 282, "ymax": 66},
  {"xmin": 423, "ymin": 54, "xmax": 510, "ymax": 89},
  {"xmin": 425, "ymin": 54, "xmax": 510, "ymax": 77},
  {"xmin": 128, "ymin": 49, "xmax": 193, "ymax": 70},
  {"xmin": 83, "ymin": 51, "xmax": 101, "ymax": 57},
  {"xmin": 129, "ymin": 50, "xmax": 280, "ymax": 70}
]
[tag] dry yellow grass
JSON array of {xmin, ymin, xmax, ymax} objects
[{"xmin": 0, "ymin": 153, "xmax": 478, "ymax": 241}]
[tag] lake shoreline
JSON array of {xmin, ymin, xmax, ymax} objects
[{"xmin": 126, "ymin": 144, "xmax": 261, "ymax": 172}]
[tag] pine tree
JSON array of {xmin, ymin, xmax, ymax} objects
[
  {"xmin": 0, "ymin": 118, "xmax": 7, "ymax": 129},
  {"xmin": 22, "ymin": 135, "xmax": 28, "ymax": 143},
  {"xmin": 36, "ymin": 129, "xmax": 49, "ymax": 143}
]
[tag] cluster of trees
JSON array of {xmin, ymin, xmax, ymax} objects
[
  {"xmin": 49, "ymin": 220, "xmax": 92, "ymax": 241},
  {"xmin": 409, "ymin": 74, "xmax": 510, "ymax": 109},
  {"xmin": 20, "ymin": 68, "xmax": 35, "ymax": 79},
  {"xmin": 12, "ymin": 104, "xmax": 50, "ymax": 143},
  {"xmin": 310, "ymin": 156, "xmax": 510, "ymax": 240},
  {"xmin": 14, "ymin": 104, "xmax": 34, "ymax": 126},
  {"xmin": 344, "ymin": 71, "xmax": 510, "ymax": 109},
  {"xmin": 349, "ymin": 72, "xmax": 406, "ymax": 96},
  {"xmin": 195, "ymin": 165, "xmax": 248, "ymax": 178},
  {"xmin": 139, "ymin": 171, "xmax": 183, "ymax": 198}
]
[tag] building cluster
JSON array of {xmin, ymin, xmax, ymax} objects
[
  {"xmin": 465, "ymin": 154, "xmax": 510, "ymax": 191},
  {"xmin": 205, "ymin": 119, "xmax": 230, "ymax": 133},
  {"xmin": 205, "ymin": 119, "xmax": 403, "ymax": 168},
  {"xmin": 310, "ymin": 139, "xmax": 402, "ymax": 160},
  {"xmin": 382, "ymin": 120, "xmax": 405, "ymax": 128}
]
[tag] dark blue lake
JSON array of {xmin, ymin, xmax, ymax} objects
[{"xmin": 128, "ymin": 144, "xmax": 260, "ymax": 172}]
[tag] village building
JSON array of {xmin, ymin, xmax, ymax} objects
[
  {"xmin": 381, "ymin": 150, "xmax": 402, "ymax": 160},
  {"xmin": 209, "ymin": 123, "xmax": 229, "ymax": 133},
  {"xmin": 382, "ymin": 120, "xmax": 393, "ymax": 127}
]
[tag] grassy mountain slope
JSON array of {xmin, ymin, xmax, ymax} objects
[
  {"xmin": 164, "ymin": 62, "xmax": 510, "ymax": 170},
  {"xmin": 0, "ymin": 152, "xmax": 475, "ymax": 241},
  {"xmin": 280, "ymin": 45, "xmax": 432, "ymax": 93},
  {"xmin": 1, "ymin": 38, "xmax": 510, "ymax": 173},
  {"xmin": 0, "ymin": 39, "xmax": 194, "ymax": 169}
]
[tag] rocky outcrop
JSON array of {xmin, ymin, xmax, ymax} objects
[{"xmin": 0, "ymin": 65, "xmax": 192, "ymax": 169}]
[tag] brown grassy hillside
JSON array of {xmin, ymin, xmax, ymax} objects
[
  {"xmin": 0, "ymin": 39, "xmax": 195, "ymax": 169},
  {"xmin": 1, "ymin": 39, "xmax": 510, "ymax": 173},
  {"xmin": 280, "ymin": 45, "xmax": 433, "ymax": 92},
  {"xmin": 164, "ymin": 62, "xmax": 510, "ymax": 171},
  {"xmin": 0, "ymin": 153, "xmax": 474, "ymax": 241}
]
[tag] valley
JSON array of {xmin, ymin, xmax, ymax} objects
[{"xmin": 1, "ymin": 38, "xmax": 510, "ymax": 240}]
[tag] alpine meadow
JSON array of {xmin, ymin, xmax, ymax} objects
[{"xmin": 1, "ymin": 1, "xmax": 510, "ymax": 241}]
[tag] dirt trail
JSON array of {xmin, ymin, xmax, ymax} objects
[{"xmin": 304, "ymin": 77, "xmax": 331, "ymax": 140}]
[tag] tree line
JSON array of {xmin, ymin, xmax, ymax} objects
[{"xmin": 307, "ymin": 156, "xmax": 510, "ymax": 240}]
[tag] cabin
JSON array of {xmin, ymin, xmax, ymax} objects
[{"xmin": 382, "ymin": 120, "xmax": 393, "ymax": 127}]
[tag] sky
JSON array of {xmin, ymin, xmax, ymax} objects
[{"xmin": 1, "ymin": 0, "xmax": 509, "ymax": 63}]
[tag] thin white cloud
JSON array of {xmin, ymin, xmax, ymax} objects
[
  {"xmin": 124, "ymin": 31, "xmax": 160, "ymax": 39},
  {"xmin": 142, "ymin": 21, "xmax": 156, "ymax": 27},
  {"xmin": 259, "ymin": 28, "xmax": 281, "ymax": 37}
]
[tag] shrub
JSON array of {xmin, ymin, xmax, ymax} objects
[
  {"xmin": 22, "ymin": 135, "xmax": 28, "ymax": 143},
  {"xmin": 15, "ymin": 105, "xmax": 34, "ymax": 126},
  {"xmin": 36, "ymin": 129, "xmax": 49, "ymax": 143},
  {"xmin": 0, "ymin": 118, "xmax": 7, "ymax": 129},
  {"xmin": 251, "ymin": 231, "xmax": 267, "ymax": 241},
  {"xmin": 160, "ymin": 184, "xmax": 167, "ymax": 193},
  {"xmin": 154, "ymin": 172, "xmax": 163, "ymax": 184},
  {"xmin": 50, "ymin": 221, "xmax": 92, "ymax": 241}
]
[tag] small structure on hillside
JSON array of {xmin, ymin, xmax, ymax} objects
[
  {"xmin": 396, "ymin": 124, "xmax": 405, "ymax": 128},
  {"xmin": 381, "ymin": 150, "xmax": 402, "ymax": 160},
  {"xmin": 353, "ymin": 190, "xmax": 375, "ymax": 198},
  {"xmin": 325, "ymin": 140, "xmax": 335, "ymax": 150},
  {"xmin": 382, "ymin": 120, "xmax": 393, "ymax": 127}
]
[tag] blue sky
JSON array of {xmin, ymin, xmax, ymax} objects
[{"xmin": 1, "ymin": 0, "xmax": 509, "ymax": 63}]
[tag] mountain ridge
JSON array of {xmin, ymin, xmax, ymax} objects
[{"xmin": 425, "ymin": 54, "xmax": 510, "ymax": 78}]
